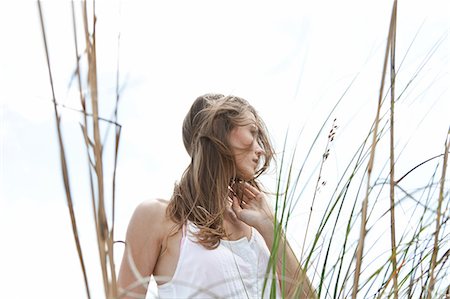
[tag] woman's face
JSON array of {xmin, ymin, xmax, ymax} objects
[{"xmin": 228, "ymin": 111, "xmax": 264, "ymax": 181}]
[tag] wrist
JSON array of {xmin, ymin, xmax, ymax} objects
[{"xmin": 255, "ymin": 215, "xmax": 275, "ymax": 235}]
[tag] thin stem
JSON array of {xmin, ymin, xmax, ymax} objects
[
  {"xmin": 352, "ymin": 2, "xmax": 397, "ymax": 298},
  {"xmin": 389, "ymin": 2, "xmax": 399, "ymax": 298},
  {"xmin": 426, "ymin": 129, "xmax": 450, "ymax": 298},
  {"xmin": 37, "ymin": 2, "xmax": 91, "ymax": 298}
]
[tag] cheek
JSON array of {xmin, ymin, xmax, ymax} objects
[{"xmin": 230, "ymin": 131, "xmax": 253, "ymax": 150}]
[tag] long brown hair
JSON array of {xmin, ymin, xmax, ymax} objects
[{"xmin": 166, "ymin": 94, "xmax": 274, "ymax": 249}]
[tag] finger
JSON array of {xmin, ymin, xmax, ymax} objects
[
  {"xmin": 230, "ymin": 185, "xmax": 247, "ymax": 204},
  {"xmin": 228, "ymin": 185, "xmax": 238, "ymax": 197},
  {"xmin": 231, "ymin": 196, "xmax": 242, "ymax": 214},
  {"xmin": 243, "ymin": 188, "xmax": 255, "ymax": 198},
  {"xmin": 244, "ymin": 182, "xmax": 259, "ymax": 192},
  {"xmin": 240, "ymin": 201, "xmax": 249, "ymax": 208},
  {"xmin": 225, "ymin": 204, "xmax": 238, "ymax": 221},
  {"xmin": 244, "ymin": 183, "xmax": 264, "ymax": 200}
]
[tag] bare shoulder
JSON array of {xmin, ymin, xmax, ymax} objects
[
  {"xmin": 126, "ymin": 198, "xmax": 172, "ymax": 243},
  {"xmin": 134, "ymin": 198, "xmax": 169, "ymax": 214},
  {"xmin": 118, "ymin": 199, "xmax": 173, "ymax": 292}
]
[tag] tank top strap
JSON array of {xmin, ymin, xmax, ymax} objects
[
  {"xmin": 179, "ymin": 222, "xmax": 188, "ymax": 250},
  {"xmin": 181, "ymin": 222, "xmax": 186, "ymax": 237}
]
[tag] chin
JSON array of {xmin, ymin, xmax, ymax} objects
[{"xmin": 238, "ymin": 171, "xmax": 254, "ymax": 181}]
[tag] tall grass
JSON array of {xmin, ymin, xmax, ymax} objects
[
  {"xmin": 37, "ymin": 0, "xmax": 449, "ymax": 298},
  {"xmin": 38, "ymin": 1, "xmax": 120, "ymax": 298}
]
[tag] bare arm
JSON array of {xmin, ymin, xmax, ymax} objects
[
  {"xmin": 230, "ymin": 182, "xmax": 316, "ymax": 298},
  {"xmin": 256, "ymin": 217, "xmax": 316, "ymax": 298},
  {"xmin": 117, "ymin": 200, "xmax": 165, "ymax": 299}
]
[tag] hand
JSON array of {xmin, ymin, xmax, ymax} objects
[{"xmin": 229, "ymin": 182, "xmax": 274, "ymax": 230}]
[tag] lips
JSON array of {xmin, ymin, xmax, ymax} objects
[{"xmin": 252, "ymin": 158, "xmax": 259, "ymax": 168}]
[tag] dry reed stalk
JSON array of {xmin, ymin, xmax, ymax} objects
[
  {"xmin": 70, "ymin": 1, "xmax": 99, "ymax": 246},
  {"xmin": 37, "ymin": 1, "xmax": 91, "ymax": 298},
  {"xmin": 352, "ymin": 1, "xmax": 397, "ymax": 298},
  {"xmin": 426, "ymin": 129, "xmax": 450, "ymax": 298},
  {"xmin": 376, "ymin": 259, "xmax": 405, "ymax": 299},
  {"xmin": 108, "ymin": 47, "xmax": 121, "ymax": 299},
  {"xmin": 389, "ymin": 2, "xmax": 399, "ymax": 298},
  {"xmin": 81, "ymin": 1, "xmax": 110, "ymax": 295},
  {"xmin": 81, "ymin": 0, "xmax": 118, "ymax": 297},
  {"xmin": 69, "ymin": 6, "xmax": 114, "ymax": 296},
  {"xmin": 107, "ymin": 8, "xmax": 123, "ymax": 295},
  {"xmin": 64, "ymin": 1, "xmax": 120, "ymax": 297}
]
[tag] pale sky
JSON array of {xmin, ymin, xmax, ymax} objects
[{"xmin": 0, "ymin": 0, "xmax": 449, "ymax": 298}]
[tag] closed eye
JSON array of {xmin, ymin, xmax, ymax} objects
[{"xmin": 250, "ymin": 125, "xmax": 259, "ymax": 136}]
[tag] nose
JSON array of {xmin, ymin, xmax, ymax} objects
[{"xmin": 255, "ymin": 143, "xmax": 264, "ymax": 157}]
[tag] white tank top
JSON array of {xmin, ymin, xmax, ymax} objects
[{"xmin": 157, "ymin": 221, "xmax": 280, "ymax": 298}]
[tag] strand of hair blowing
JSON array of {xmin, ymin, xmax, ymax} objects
[{"xmin": 167, "ymin": 96, "xmax": 273, "ymax": 249}]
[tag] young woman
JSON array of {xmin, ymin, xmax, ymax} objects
[{"xmin": 117, "ymin": 94, "xmax": 315, "ymax": 298}]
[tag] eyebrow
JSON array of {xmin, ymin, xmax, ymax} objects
[
  {"xmin": 241, "ymin": 122, "xmax": 257, "ymax": 128},
  {"xmin": 237, "ymin": 121, "xmax": 257, "ymax": 127}
]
